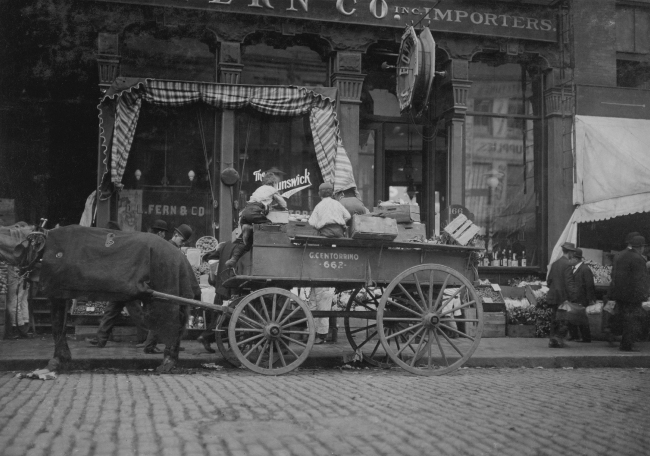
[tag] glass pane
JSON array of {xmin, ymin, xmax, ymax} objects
[
  {"xmin": 235, "ymin": 111, "xmax": 322, "ymax": 216},
  {"xmin": 358, "ymin": 129, "xmax": 376, "ymax": 208},
  {"xmin": 241, "ymin": 44, "xmax": 327, "ymax": 86},
  {"xmin": 468, "ymin": 62, "xmax": 534, "ymax": 116},
  {"xmin": 466, "ymin": 114, "xmax": 537, "ymax": 266},
  {"xmin": 384, "ymin": 123, "xmax": 423, "ymax": 206}
]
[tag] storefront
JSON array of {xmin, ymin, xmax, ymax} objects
[{"xmin": 92, "ymin": 0, "xmax": 561, "ymax": 280}]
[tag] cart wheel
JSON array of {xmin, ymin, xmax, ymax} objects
[
  {"xmin": 377, "ymin": 264, "xmax": 483, "ymax": 376},
  {"xmin": 343, "ymin": 287, "xmax": 396, "ymax": 368},
  {"xmin": 228, "ymin": 288, "xmax": 315, "ymax": 375},
  {"xmin": 214, "ymin": 303, "xmax": 240, "ymax": 368}
]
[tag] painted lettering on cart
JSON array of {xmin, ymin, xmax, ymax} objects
[
  {"xmin": 145, "ymin": 205, "xmax": 206, "ymax": 217},
  {"xmin": 309, "ymin": 251, "xmax": 360, "ymax": 270}
]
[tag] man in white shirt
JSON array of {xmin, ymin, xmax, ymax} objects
[{"xmin": 309, "ymin": 182, "xmax": 351, "ymax": 238}]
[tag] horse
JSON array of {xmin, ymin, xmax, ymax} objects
[{"xmin": 0, "ymin": 222, "xmax": 201, "ymax": 373}]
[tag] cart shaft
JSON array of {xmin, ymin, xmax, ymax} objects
[{"xmin": 150, "ymin": 291, "xmax": 228, "ymax": 314}]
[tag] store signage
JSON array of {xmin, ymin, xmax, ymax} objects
[
  {"xmin": 253, "ymin": 168, "xmax": 313, "ymax": 197},
  {"xmin": 396, "ymin": 26, "xmax": 436, "ymax": 116},
  {"xmin": 95, "ymin": 0, "xmax": 557, "ymax": 42}
]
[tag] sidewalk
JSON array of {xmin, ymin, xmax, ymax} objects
[{"xmin": 1, "ymin": 336, "xmax": 649, "ymax": 371}]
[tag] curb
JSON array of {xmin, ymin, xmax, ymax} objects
[{"xmin": 2, "ymin": 354, "xmax": 650, "ymax": 372}]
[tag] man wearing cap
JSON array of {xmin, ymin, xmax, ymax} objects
[
  {"xmin": 309, "ymin": 182, "xmax": 351, "ymax": 238},
  {"xmin": 568, "ymin": 248, "xmax": 595, "ymax": 343},
  {"xmin": 171, "ymin": 224, "xmax": 193, "ymax": 248},
  {"xmin": 609, "ymin": 235, "xmax": 650, "ymax": 352},
  {"xmin": 546, "ymin": 242, "xmax": 579, "ymax": 348}
]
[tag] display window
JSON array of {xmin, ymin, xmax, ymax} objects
[
  {"xmin": 234, "ymin": 110, "xmax": 323, "ymax": 216},
  {"xmin": 241, "ymin": 43, "xmax": 327, "ymax": 87},
  {"xmin": 465, "ymin": 59, "xmax": 543, "ymax": 267}
]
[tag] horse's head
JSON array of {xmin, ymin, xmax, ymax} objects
[{"xmin": 0, "ymin": 222, "xmax": 37, "ymax": 266}]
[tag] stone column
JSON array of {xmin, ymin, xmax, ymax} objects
[
  {"xmin": 330, "ymin": 51, "xmax": 365, "ymax": 176},
  {"xmin": 544, "ymin": 68, "xmax": 575, "ymax": 262},
  {"xmin": 218, "ymin": 41, "xmax": 243, "ymax": 242},
  {"xmin": 441, "ymin": 59, "xmax": 471, "ymax": 208}
]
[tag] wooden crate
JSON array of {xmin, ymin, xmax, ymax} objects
[
  {"xmin": 482, "ymin": 312, "xmax": 506, "ymax": 338},
  {"xmin": 372, "ymin": 205, "xmax": 420, "ymax": 223},
  {"xmin": 443, "ymin": 214, "xmax": 480, "ymax": 245},
  {"xmin": 350, "ymin": 215, "xmax": 398, "ymax": 241},
  {"xmin": 394, "ymin": 223, "xmax": 427, "ymax": 243},
  {"xmin": 267, "ymin": 210, "xmax": 289, "ymax": 224},
  {"xmin": 286, "ymin": 221, "xmax": 318, "ymax": 237}
]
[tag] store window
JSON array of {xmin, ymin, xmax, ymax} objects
[
  {"xmin": 234, "ymin": 110, "xmax": 323, "ymax": 216},
  {"xmin": 466, "ymin": 60, "xmax": 542, "ymax": 267},
  {"xmin": 241, "ymin": 44, "xmax": 327, "ymax": 86},
  {"xmin": 617, "ymin": 59, "xmax": 650, "ymax": 89},
  {"xmin": 121, "ymin": 104, "xmax": 217, "ymax": 241}
]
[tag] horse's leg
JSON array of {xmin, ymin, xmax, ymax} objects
[{"xmin": 46, "ymin": 298, "xmax": 72, "ymax": 371}]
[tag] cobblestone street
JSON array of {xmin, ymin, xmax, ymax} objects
[{"xmin": 1, "ymin": 367, "xmax": 648, "ymax": 456}]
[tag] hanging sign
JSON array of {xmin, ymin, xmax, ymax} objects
[
  {"xmin": 396, "ymin": 26, "xmax": 437, "ymax": 116},
  {"xmin": 93, "ymin": 0, "xmax": 558, "ymax": 42}
]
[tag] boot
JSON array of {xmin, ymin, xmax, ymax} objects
[
  {"xmin": 224, "ymin": 243, "xmax": 247, "ymax": 269},
  {"xmin": 328, "ymin": 327, "xmax": 338, "ymax": 343},
  {"xmin": 18, "ymin": 324, "xmax": 30, "ymax": 338}
]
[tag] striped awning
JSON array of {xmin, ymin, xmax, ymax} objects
[{"xmin": 98, "ymin": 78, "xmax": 356, "ymax": 193}]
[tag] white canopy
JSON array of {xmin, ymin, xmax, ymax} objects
[{"xmin": 549, "ymin": 115, "xmax": 650, "ymax": 268}]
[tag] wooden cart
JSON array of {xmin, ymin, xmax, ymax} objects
[{"xmin": 156, "ymin": 225, "xmax": 485, "ymax": 376}]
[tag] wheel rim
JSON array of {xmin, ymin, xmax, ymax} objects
[
  {"xmin": 214, "ymin": 301, "xmax": 241, "ymax": 367},
  {"xmin": 377, "ymin": 264, "xmax": 483, "ymax": 376},
  {"xmin": 228, "ymin": 288, "xmax": 315, "ymax": 375},
  {"xmin": 343, "ymin": 287, "xmax": 396, "ymax": 368}
]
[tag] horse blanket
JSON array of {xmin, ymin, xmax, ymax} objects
[{"xmin": 40, "ymin": 225, "xmax": 200, "ymax": 302}]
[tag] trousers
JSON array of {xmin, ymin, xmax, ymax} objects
[
  {"xmin": 97, "ymin": 300, "xmax": 147, "ymax": 343},
  {"xmin": 307, "ymin": 288, "xmax": 335, "ymax": 336},
  {"xmin": 618, "ymin": 301, "xmax": 644, "ymax": 350},
  {"xmin": 7, "ymin": 267, "xmax": 29, "ymax": 327}
]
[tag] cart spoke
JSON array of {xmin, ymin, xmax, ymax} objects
[
  {"xmin": 280, "ymin": 335, "xmax": 307, "ymax": 348},
  {"xmin": 268, "ymin": 341, "xmax": 274, "ymax": 369},
  {"xmin": 438, "ymin": 323, "xmax": 475, "ymax": 341},
  {"xmin": 433, "ymin": 274, "xmax": 451, "ymax": 311},
  {"xmin": 242, "ymin": 337, "xmax": 267, "ymax": 359},
  {"xmin": 274, "ymin": 340, "xmax": 287, "ymax": 367},
  {"xmin": 439, "ymin": 286, "xmax": 466, "ymax": 310},
  {"xmin": 348, "ymin": 323, "xmax": 377, "ymax": 335},
  {"xmin": 427, "ymin": 332, "xmax": 433, "ymax": 369},
  {"xmin": 278, "ymin": 336, "xmax": 300, "ymax": 359},
  {"xmin": 278, "ymin": 306, "xmax": 302, "ymax": 326},
  {"xmin": 356, "ymin": 331, "xmax": 378, "ymax": 349},
  {"xmin": 275, "ymin": 296, "xmax": 291, "ymax": 322},
  {"xmin": 382, "ymin": 317, "xmax": 421, "ymax": 322},
  {"xmin": 234, "ymin": 328, "xmax": 264, "ymax": 333},
  {"xmin": 246, "ymin": 302, "xmax": 267, "ymax": 325},
  {"xmin": 385, "ymin": 298, "xmax": 423, "ymax": 318},
  {"xmin": 385, "ymin": 323, "xmax": 423, "ymax": 341},
  {"xmin": 282, "ymin": 330, "xmax": 311, "ymax": 335},
  {"xmin": 282, "ymin": 317, "xmax": 309, "ymax": 329},
  {"xmin": 409, "ymin": 330, "xmax": 428, "ymax": 367},
  {"xmin": 412, "ymin": 274, "xmax": 428, "ymax": 312},
  {"xmin": 398, "ymin": 283, "xmax": 425, "ymax": 314},
  {"xmin": 271, "ymin": 294, "xmax": 278, "ymax": 321},
  {"xmin": 432, "ymin": 328, "xmax": 449, "ymax": 367},
  {"xmin": 436, "ymin": 328, "xmax": 465, "ymax": 357},
  {"xmin": 427, "ymin": 270, "xmax": 435, "ymax": 310},
  {"xmin": 396, "ymin": 326, "xmax": 425, "ymax": 356},
  {"xmin": 369, "ymin": 339, "xmax": 382, "ymax": 359},
  {"xmin": 259, "ymin": 296, "xmax": 271, "ymax": 322},
  {"xmin": 439, "ymin": 300, "xmax": 476, "ymax": 317},
  {"xmin": 236, "ymin": 333, "xmax": 265, "ymax": 347},
  {"xmin": 255, "ymin": 340, "xmax": 270, "ymax": 366},
  {"xmin": 440, "ymin": 318, "xmax": 479, "ymax": 323}
]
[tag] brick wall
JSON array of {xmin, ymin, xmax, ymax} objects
[{"xmin": 572, "ymin": 0, "xmax": 617, "ymax": 87}]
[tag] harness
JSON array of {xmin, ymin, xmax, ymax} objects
[{"xmin": 16, "ymin": 230, "xmax": 48, "ymax": 282}]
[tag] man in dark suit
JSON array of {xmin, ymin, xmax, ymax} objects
[
  {"xmin": 546, "ymin": 242, "xmax": 578, "ymax": 348},
  {"xmin": 568, "ymin": 248, "xmax": 595, "ymax": 343},
  {"xmin": 609, "ymin": 235, "xmax": 650, "ymax": 352}
]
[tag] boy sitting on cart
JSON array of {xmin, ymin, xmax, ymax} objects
[
  {"xmin": 308, "ymin": 182, "xmax": 351, "ymax": 238},
  {"xmin": 224, "ymin": 172, "xmax": 287, "ymax": 269}
]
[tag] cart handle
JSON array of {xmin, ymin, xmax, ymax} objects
[{"xmin": 150, "ymin": 291, "xmax": 229, "ymax": 314}]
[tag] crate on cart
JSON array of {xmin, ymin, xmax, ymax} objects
[
  {"xmin": 350, "ymin": 214, "xmax": 398, "ymax": 241},
  {"xmin": 443, "ymin": 214, "xmax": 481, "ymax": 246},
  {"xmin": 372, "ymin": 205, "xmax": 420, "ymax": 223}
]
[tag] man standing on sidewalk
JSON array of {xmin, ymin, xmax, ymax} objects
[
  {"xmin": 546, "ymin": 242, "xmax": 578, "ymax": 348},
  {"xmin": 568, "ymin": 248, "xmax": 595, "ymax": 343},
  {"xmin": 609, "ymin": 235, "xmax": 650, "ymax": 352}
]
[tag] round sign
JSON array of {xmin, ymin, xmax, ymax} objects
[{"xmin": 396, "ymin": 26, "xmax": 422, "ymax": 113}]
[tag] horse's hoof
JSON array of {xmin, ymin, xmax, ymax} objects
[
  {"xmin": 46, "ymin": 358, "xmax": 61, "ymax": 372},
  {"xmin": 155, "ymin": 356, "xmax": 177, "ymax": 374}
]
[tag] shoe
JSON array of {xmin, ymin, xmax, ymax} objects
[
  {"xmin": 548, "ymin": 340, "xmax": 565, "ymax": 348},
  {"xmin": 197, "ymin": 336, "xmax": 216, "ymax": 353},
  {"xmin": 144, "ymin": 347, "xmax": 162, "ymax": 354},
  {"xmin": 88, "ymin": 338, "xmax": 107, "ymax": 348},
  {"xmin": 314, "ymin": 336, "xmax": 328, "ymax": 345}
]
